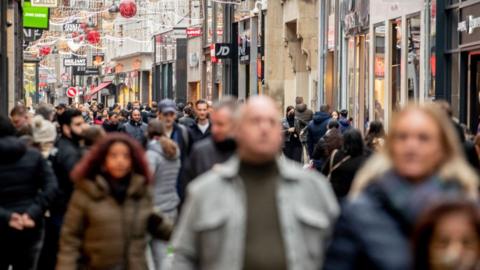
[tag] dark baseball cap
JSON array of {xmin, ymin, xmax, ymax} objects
[{"xmin": 158, "ymin": 99, "xmax": 177, "ymax": 114}]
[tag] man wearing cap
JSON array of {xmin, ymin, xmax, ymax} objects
[{"xmin": 157, "ymin": 99, "xmax": 190, "ymax": 160}]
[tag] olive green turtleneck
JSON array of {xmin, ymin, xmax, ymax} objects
[{"xmin": 239, "ymin": 160, "xmax": 287, "ymax": 270}]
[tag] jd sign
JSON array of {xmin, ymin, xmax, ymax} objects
[{"xmin": 214, "ymin": 43, "xmax": 233, "ymax": 59}]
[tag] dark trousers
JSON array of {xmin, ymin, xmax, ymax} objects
[
  {"xmin": 0, "ymin": 220, "xmax": 44, "ymax": 270},
  {"xmin": 283, "ymin": 142, "xmax": 303, "ymax": 163},
  {"xmin": 37, "ymin": 215, "xmax": 63, "ymax": 270}
]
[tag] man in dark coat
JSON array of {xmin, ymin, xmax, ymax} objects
[
  {"xmin": 38, "ymin": 109, "xmax": 86, "ymax": 270},
  {"xmin": 120, "ymin": 109, "xmax": 148, "ymax": 144},
  {"xmin": 307, "ymin": 105, "xmax": 331, "ymax": 157},
  {"xmin": 294, "ymin": 97, "xmax": 313, "ymax": 144},
  {"xmin": 102, "ymin": 111, "xmax": 121, "ymax": 133},
  {"xmin": 188, "ymin": 99, "xmax": 212, "ymax": 145},
  {"xmin": 0, "ymin": 115, "xmax": 57, "ymax": 270},
  {"xmin": 179, "ymin": 98, "xmax": 237, "ymax": 203},
  {"xmin": 338, "ymin": 109, "xmax": 353, "ymax": 133}
]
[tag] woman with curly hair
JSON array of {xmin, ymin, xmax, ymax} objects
[{"xmin": 56, "ymin": 133, "xmax": 172, "ymax": 270}]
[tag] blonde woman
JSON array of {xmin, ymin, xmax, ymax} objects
[{"xmin": 324, "ymin": 103, "xmax": 478, "ymax": 270}]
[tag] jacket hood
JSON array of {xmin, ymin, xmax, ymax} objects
[
  {"xmin": 76, "ymin": 174, "xmax": 148, "ymax": 200},
  {"xmin": 349, "ymin": 154, "xmax": 479, "ymax": 200},
  {"xmin": 147, "ymin": 140, "xmax": 180, "ymax": 160},
  {"xmin": 295, "ymin": 104, "xmax": 307, "ymax": 113},
  {"xmin": 339, "ymin": 118, "xmax": 351, "ymax": 127},
  {"xmin": 313, "ymin": 112, "xmax": 330, "ymax": 124},
  {"xmin": 0, "ymin": 136, "xmax": 27, "ymax": 163}
]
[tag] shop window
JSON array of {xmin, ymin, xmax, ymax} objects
[
  {"xmin": 407, "ymin": 15, "xmax": 421, "ymax": 101},
  {"xmin": 391, "ymin": 19, "xmax": 402, "ymax": 111},
  {"xmin": 374, "ymin": 24, "xmax": 385, "ymax": 122}
]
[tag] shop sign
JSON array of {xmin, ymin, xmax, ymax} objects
[
  {"xmin": 458, "ymin": 16, "xmax": 480, "ymax": 34},
  {"xmin": 186, "ymin": 28, "xmax": 202, "ymax": 38},
  {"xmin": 23, "ymin": 28, "xmax": 43, "ymax": 49},
  {"xmin": 73, "ymin": 66, "xmax": 100, "ymax": 76},
  {"xmin": 63, "ymin": 23, "xmax": 82, "ymax": 32},
  {"xmin": 214, "ymin": 43, "xmax": 233, "ymax": 59},
  {"xmin": 23, "ymin": 1, "xmax": 50, "ymax": 30},
  {"xmin": 64, "ymin": 57, "xmax": 87, "ymax": 67},
  {"xmin": 31, "ymin": 0, "xmax": 57, "ymax": 7}
]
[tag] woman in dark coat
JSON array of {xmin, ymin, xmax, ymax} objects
[
  {"xmin": 322, "ymin": 129, "xmax": 368, "ymax": 200},
  {"xmin": 324, "ymin": 104, "xmax": 479, "ymax": 270},
  {"xmin": 57, "ymin": 133, "xmax": 172, "ymax": 270},
  {"xmin": 0, "ymin": 115, "xmax": 57, "ymax": 270},
  {"xmin": 282, "ymin": 106, "xmax": 303, "ymax": 162}
]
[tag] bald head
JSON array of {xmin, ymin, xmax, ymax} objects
[{"xmin": 235, "ymin": 96, "xmax": 283, "ymax": 164}]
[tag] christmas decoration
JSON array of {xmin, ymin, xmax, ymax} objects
[
  {"xmin": 86, "ymin": 30, "xmax": 101, "ymax": 44},
  {"xmin": 119, "ymin": 0, "xmax": 137, "ymax": 18},
  {"xmin": 39, "ymin": 46, "xmax": 51, "ymax": 56}
]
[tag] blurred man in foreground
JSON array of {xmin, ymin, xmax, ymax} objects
[
  {"xmin": 171, "ymin": 96, "xmax": 339, "ymax": 270},
  {"xmin": 179, "ymin": 97, "xmax": 238, "ymax": 203}
]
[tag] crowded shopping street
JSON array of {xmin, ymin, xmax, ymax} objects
[{"xmin": 2, "ymin": 0, "xmax": 480, "ymax": 270}]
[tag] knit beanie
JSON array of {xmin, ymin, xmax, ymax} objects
[{"xmin": 32, "ymin": 115, "xmax": 57, "ymax": 143}]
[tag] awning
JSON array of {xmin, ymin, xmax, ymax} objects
[{"xmin": 88, "ymin": 81, "xmax": 112, "ymax": 97}]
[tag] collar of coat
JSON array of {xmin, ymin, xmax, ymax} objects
[
  {"xmin": 212, "ymin": 155, "xmax": 300, "ymax": 182},
  {"xmin": 76, "ymin": 174, "xmax": 148, "ymax": 200}
]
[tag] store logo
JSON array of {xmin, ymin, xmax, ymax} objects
[
  {"xmin": 64, "ymin": 58, "xmax": 87, "ymax": 67},
  {"xmin": 458, "ymin": 15, "xmax": 480, "ymax": 34},
  {"xmin": 31, "ymin": 0, "xmax": 57, "ymax": 7}
]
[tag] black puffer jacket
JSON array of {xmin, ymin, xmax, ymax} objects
[
  {"xmin": 50, "ymin": 136, "xmax": 83, "ymax": 216},
  {"xmin": 0, "ymin": 137, "xmax": 58, "ymax": 229}
]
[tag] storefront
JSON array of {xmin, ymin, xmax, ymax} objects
[
  {"xmin": 187, "ymin": 35, "xmax": 202, "ymax": 102},
  {"xmin": 153, "ymin": 29, "xmax": 188, "ymax": 103},
  {"xmin": 339, "ymin": 0, "xmax": 370, "ymax": 130},
  {"xmin": 369, "ymin": 0, "xmax": 436, "ymax": 128},
  {"xmin": 111, "ymin": 53, "xmax": 151, "ymax": 107},
  {"xmin": 437, "ymin": 0, "xmax": 480, "ymax": 131}
]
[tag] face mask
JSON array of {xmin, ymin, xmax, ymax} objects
[{"xmin": 215, "ymin": 138, "xmax": 237, "ymax": 152}]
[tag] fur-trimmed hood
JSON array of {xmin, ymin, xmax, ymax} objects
[{"xmin": 349, "ymin": 153, "xmax": 479, "ymax": 200}]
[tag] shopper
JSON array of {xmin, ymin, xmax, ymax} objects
[
  {"xmin": 282, "ymin": 105, "xmax": 303, "ymax": 162},
  {"xmin": 171, "ymin": 96, "xmax": 339, "ymax": 269},
  {"xmin": 0, "ymin": 115, "xmax": 57, "ymax": 270},
  {"xmin": 322, "ymin": 129, "xmax": 368, "ymax": 201},
  {"xmin": 157, "ymin": 99, "xmax": 190, "ymax": 160},
  {"xmin": 102, "ymin": 111, "xmax": 122, "ymax": 133},
  {"xmin": 146, "ymin": 120, "xmax": 181, "ymax": 269},
  {"xmin": 57, "ymin": 134, "xmax": 172, "ymax": 270},
  {"xmin": 31, "ymin": 115, "xmax": 57, "ymax": 159},
  {"xmin": 413, "ymin": 200, "xmax": 480, "ymax": 270},
  {"xmin": 180, "ymin": 98, "xmax": 237, "ymax": 202},
  {"xmin": 120, "ymin": 108, "xmax": 148, "ymax": 145},
  {"xmin": 324, "ymin": 103, "xmax": 479, "ymax": 270},
  {"xmin": 365, "ymin": 120, "xmax": 386, "ymax": 153},
  {"xmin": 38, "ymin": 109, "xmax": 87, "ymax": 270},
  {"xmin": 307, "ymin": 104, "xmax": 331, "ymax": 156},
  {"xmin": 338, "ymin": 109, "xmax": 352, "ymax": 133},
  {"xmin": 311, "ymin": 120, "xmax": 343, "ymax": 171},
  {"xmin": 188, "ymin": 99, "xmax": 211, "ymax": 144}
]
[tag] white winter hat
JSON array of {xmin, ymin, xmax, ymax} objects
[{"xmin": 32, "ymin": 115, "xmax": 57, "ymax": 143}]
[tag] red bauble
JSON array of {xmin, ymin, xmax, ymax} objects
[
  {"xmin": 87, "ymin": 30, "xmax": 101, "ymax": 44},
  {"xmin": 39, "ymin": 46, "xmax": 51, "ymax": 56},
  {"xmin": 119, "ymin": 0, "xmax": 137, "ymax": 18}
]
